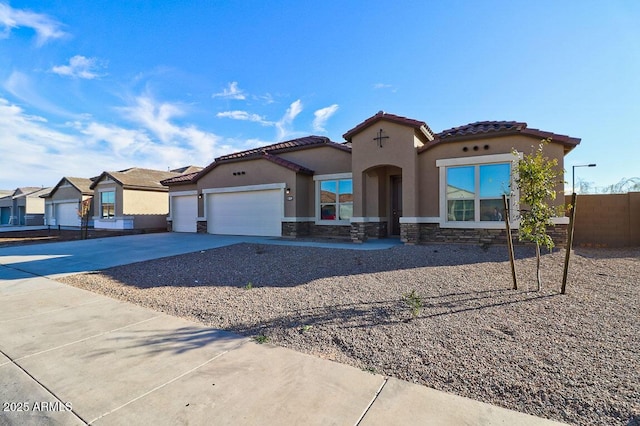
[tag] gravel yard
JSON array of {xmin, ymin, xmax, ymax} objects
[{"xmin": 59, "ymin": 242, "xmax": 639, "ymax": 426}]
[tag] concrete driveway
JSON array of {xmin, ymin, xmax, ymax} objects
[{"xmin": 0, "ymin": 233, "xmax": 566, "ymax": 425}]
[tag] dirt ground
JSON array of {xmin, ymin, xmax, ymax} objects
[{"xmin": 0, "ymin": 228, "xmax": 164, "ymax": 248}]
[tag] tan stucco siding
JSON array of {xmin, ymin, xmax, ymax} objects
[
  {"xmin": 197, "ymin": 158, "xmax": 298, "ymax": 217},
  {"xmin": 122, "ymin": 189, "xmax": 169, "ymax": 215},
  {"xmin": 295, "ymin": 174, "xmax": 312, "ymax": 218},
  {"xmin": 51, "ymin": 185, "xmax": 83, "ymax": 201},
  {"xmin": 168, "ymin": 183, "xmax": 197, "ymax": 193},
  {"xmin": 277, "ymin": 146, "xmax": 351, "ymax": 175},
  {"xmin": 351, "ymin": 122, "xmax": 420, "ymax": 217},
  {"xmin": 25, "ymin": 197, "xmax": 45, "ymax": 214},
  {"xmin": 417, "ymin": 135, "xmax": 568, "ymax": 217}
]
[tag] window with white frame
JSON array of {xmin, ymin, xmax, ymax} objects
[
  {"xmin": 317, "ymin": 178, "xmax": 353, "ymax": 222},
  {"xmin": 444, "ymin": 161, "xmax": 512, "ymax": 223},
  {"xmin": 100, "ymin": 191, "xmax": 115, "ymax": 218}
]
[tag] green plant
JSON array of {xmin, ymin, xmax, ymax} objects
[
  {"xmin": 244, "ymin": 282, "xmax": 253, "ymax": 290},
  {"xmin": 402, "ymin": 290, "xmax": 423, "ymax": 319},
  {"xmin": 254, "ymin": 334, "xmax": 269, "ymax": 344},
  {"xmin": 513, "ymin": 139, "xmax": 566, "ymax": 291},
  {"xmin": 300, "ymin": 324, "xmax": 313, "ymax": 333}
]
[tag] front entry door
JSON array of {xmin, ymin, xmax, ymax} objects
[{"xmin": 391, "ymin": 176, "xmax": 402, "ymax": 235}]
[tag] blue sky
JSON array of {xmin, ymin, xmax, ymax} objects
[{"xmin": 1, "ymin": 1, "xmax": 638, "ymax": 191}]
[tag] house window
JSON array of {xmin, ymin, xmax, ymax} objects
[
  {"xmin": 446, "ymin": 163, "xmax": 511, "ymax": 222},
  {"xmin": 319, "ymin": 179, "xmax": 353, "ymax": 222},
  {"xmin": 101, "ymin": 191, "xmax": 115, "ymax": 219}
]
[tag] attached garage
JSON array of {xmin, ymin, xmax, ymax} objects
[
  {"xmin": 55, "ymin": 202, "xmax": 80, "ymax": 227},
  {"xmin": 171, "ymin": 194, "xmax": 197, "ymax": 233},
  {"xmin": 206, "ymin": 185, "xmax": 283, "ymax": 237}
]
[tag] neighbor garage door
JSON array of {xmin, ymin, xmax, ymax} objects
[
  {"xmin": 0, "ymin": 207, "xmax": 10, "ymax": 225},
  {"xmin": 171, "ymin": 195, "xmax": 197, "ymax": 233},
  {"xmin": 207, "ymin": 189, "xmax": 282, "ymax": 237},
  {"xmin": 56, "ymin": 202, "xmax": 80, "ymax": 227}
]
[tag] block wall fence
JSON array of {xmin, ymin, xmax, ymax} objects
[{"xmin": 567, "ymin": 192, "xmax": 640, "ymax": 247}]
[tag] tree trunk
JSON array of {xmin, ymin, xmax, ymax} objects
[{"xmin": 536, "ymin": 242, "xmax": 541, "ymax": 291}]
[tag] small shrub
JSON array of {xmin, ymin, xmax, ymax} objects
[
  {"xmin": 402, "ymin": 290, "xmax": 423, "ymax": 319},
  {"xmin": 300, "ymin": 324, "xmax": 313, "ymax": 333},
  {"xmin": 254, "ymin": 334, "xmax": 269, "ymax": 344},
  {"xmin": 244, "ymin": 282, "xmax": 253, "ymax": 290}
]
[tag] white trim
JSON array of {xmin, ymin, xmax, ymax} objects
[
  {"xmin": 350, "ymin": 217, "xmax": 386, "ymax": 223},
  {"xmin": 93, "ymin": 216, "xmax": 134, "ymax": 230},
  {"xmin": 438, "ymin": 153, "xmax": 522, "ymax": 227},
  {"xmin": 552, "ymin": 217, "xmax": 570, "ymax": 225},
  {"xmin": 169, "ymin": 190, "xmax": 197, "ymax": 197},
  {"xmin": 399, "ymin": 217, "xmax": 441, "ymax": 224},
  {"xmin": 197, "ymin": 217, "xmax": 206, "ymax": 221},
  {"xmin": 282, "ymin": 217, "xmax": 315, "ymax": 222},
  {"xmin": 315, "ymin": 220, "xmax": 351, "ymax": 226},
  {"xmin": 313, "ymin": 172, "xmax": 353, "ymax": 181},
  {"xmin": 436, "ymin": 152, "xmax": 521, "ymax": 167},
  {"xmin": 202, "ymin": 183, "xmax": 285, "ymax": 194},
  {"xmin": 49, "ymin": 198, "xmax": 80, "ymax": 204},
  {"xmin": 314, "ymin": 175, "xmax": 353, "ymax": 225},
  {"xmin": 167, "ymin": 192, "xmax": 198, "ymax": 223},
  {"xmin": 440, "ymin": 221, "xmax": 514, "ymax": 229},
  {"xmin": 205, "ymin": 186, "xmax": 284, "ymax": 236}
]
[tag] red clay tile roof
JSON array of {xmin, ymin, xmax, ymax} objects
[
  {"xmin": 420, "ymin": 121, "xmax": 581, "ymax": 153},
  {"xmin": 179, "ymin": 136, "xmax": 347, "ymax": 185},
  {"xmin": 342, "ymin": 111, "xmax": 436, "ymax": 141},
  {"xmin": 261, "ymin": 152, "xmax": 314, "ymax": 175},
  {"xmin": 216, "ymin": 135, "xmax": 349, "ymax": 161},
  {"xmin": 160, "ymin": 172, "xmax": 200, "ymax": 186},
  {"xmin": 437, "ymin": 121, "xmax": 527, "ymax": 139}
]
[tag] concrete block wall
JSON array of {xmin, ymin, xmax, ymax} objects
[{"xmin": 567, "ymin": 192, "xmax": 640, "ymax": 247}]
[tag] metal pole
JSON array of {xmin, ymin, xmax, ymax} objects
[
  {"xmin": 503, "ymin": 194, "xmax": 517, "ymax": 290},
  {"xmin": 562, "ymin": 193, "xmax": 578, "ymax": 294}
]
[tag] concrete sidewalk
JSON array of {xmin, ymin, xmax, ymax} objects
[{"xmin": 0, "ymin": 234, "xmax": 567, "ymax": 425}]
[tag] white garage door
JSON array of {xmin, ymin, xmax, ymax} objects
[
  {"xmin": 207, "ymin": 189, "xmax": 282, "ymax": 237},
  {"xmin": 172, "ymin": 195, "xmax": 197, "ymax": 233},
  {"xmin": 56, "ymin": 202, "xmax": 80, "ymax": 227}
]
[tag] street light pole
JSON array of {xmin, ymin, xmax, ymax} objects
[{"xmin": 572, "ymin": 164, "xmax": 597, "ymax": 194}]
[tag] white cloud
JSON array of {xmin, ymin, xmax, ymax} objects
[
  {"xmin": 216, "ymin": 110, "xmax": 272, "ymax": 125},
  {"xmin": 117, "ymin": 94, "xmax": 232, "ymax": 162},
  {"xmin": 312, "ymin": 104, "xmax": 339, "ymax": 132},
  {"xmin": 216, "ymin": 100, "xmax": 305, "ymax": 140},
  {"xmin": 373, "ymin": 83, "xmax": 397, "ymax": 93},
  {"xmin": 275, "ymin": 99, "xmax": 303, "ymax": 140},
  {"xmin": 3, "ymin": 70, "xmax": 76, "ymax": 117},
  {"xmin": 212, "ymin": 81, "xmax": 246, "ymax": 100},
  {"xmin": 0, "ymin": 3, "xmax": 66, "ymax": 46},
  {"xmin": 51, "ymin": 55, "xmax": 106, "ymax": 79},
  {"xmin": 0, "ymin": 96, "xmax": 234, "ymax": 189}
]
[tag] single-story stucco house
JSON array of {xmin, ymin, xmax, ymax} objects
[
  {"xmin": 162, "ymin": 111, "xmax": 580, "ymax": 244},
  {"xmin": 90, "ymin": 167, "xmax": 201, "ymax": 230},
  {"xmin": 0, "ymin": 187, "xmax": 51, "ymax": 226},
  {"xmin": 42, "ymin": 177, "xmax": 95, "ymax": 228}
]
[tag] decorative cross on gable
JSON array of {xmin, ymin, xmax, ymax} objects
[{"xmin": 373, "ymin": 128, "xmax": 389, "ymax": 147}]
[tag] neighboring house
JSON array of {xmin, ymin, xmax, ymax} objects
[
  {"xmin": 90, "ymin": 167, "xmax": 198, "ymax": 230},
  {"xmin": 42, "ymin": 177, "xmax": 95, "ymax": 228},
  {"xmin": 0, "ymin": 187, "xmax": 51, "ymax": 226},
  {"xmin": 162, "ymin": 112, "xmax": 580, "ymax": 244}
]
